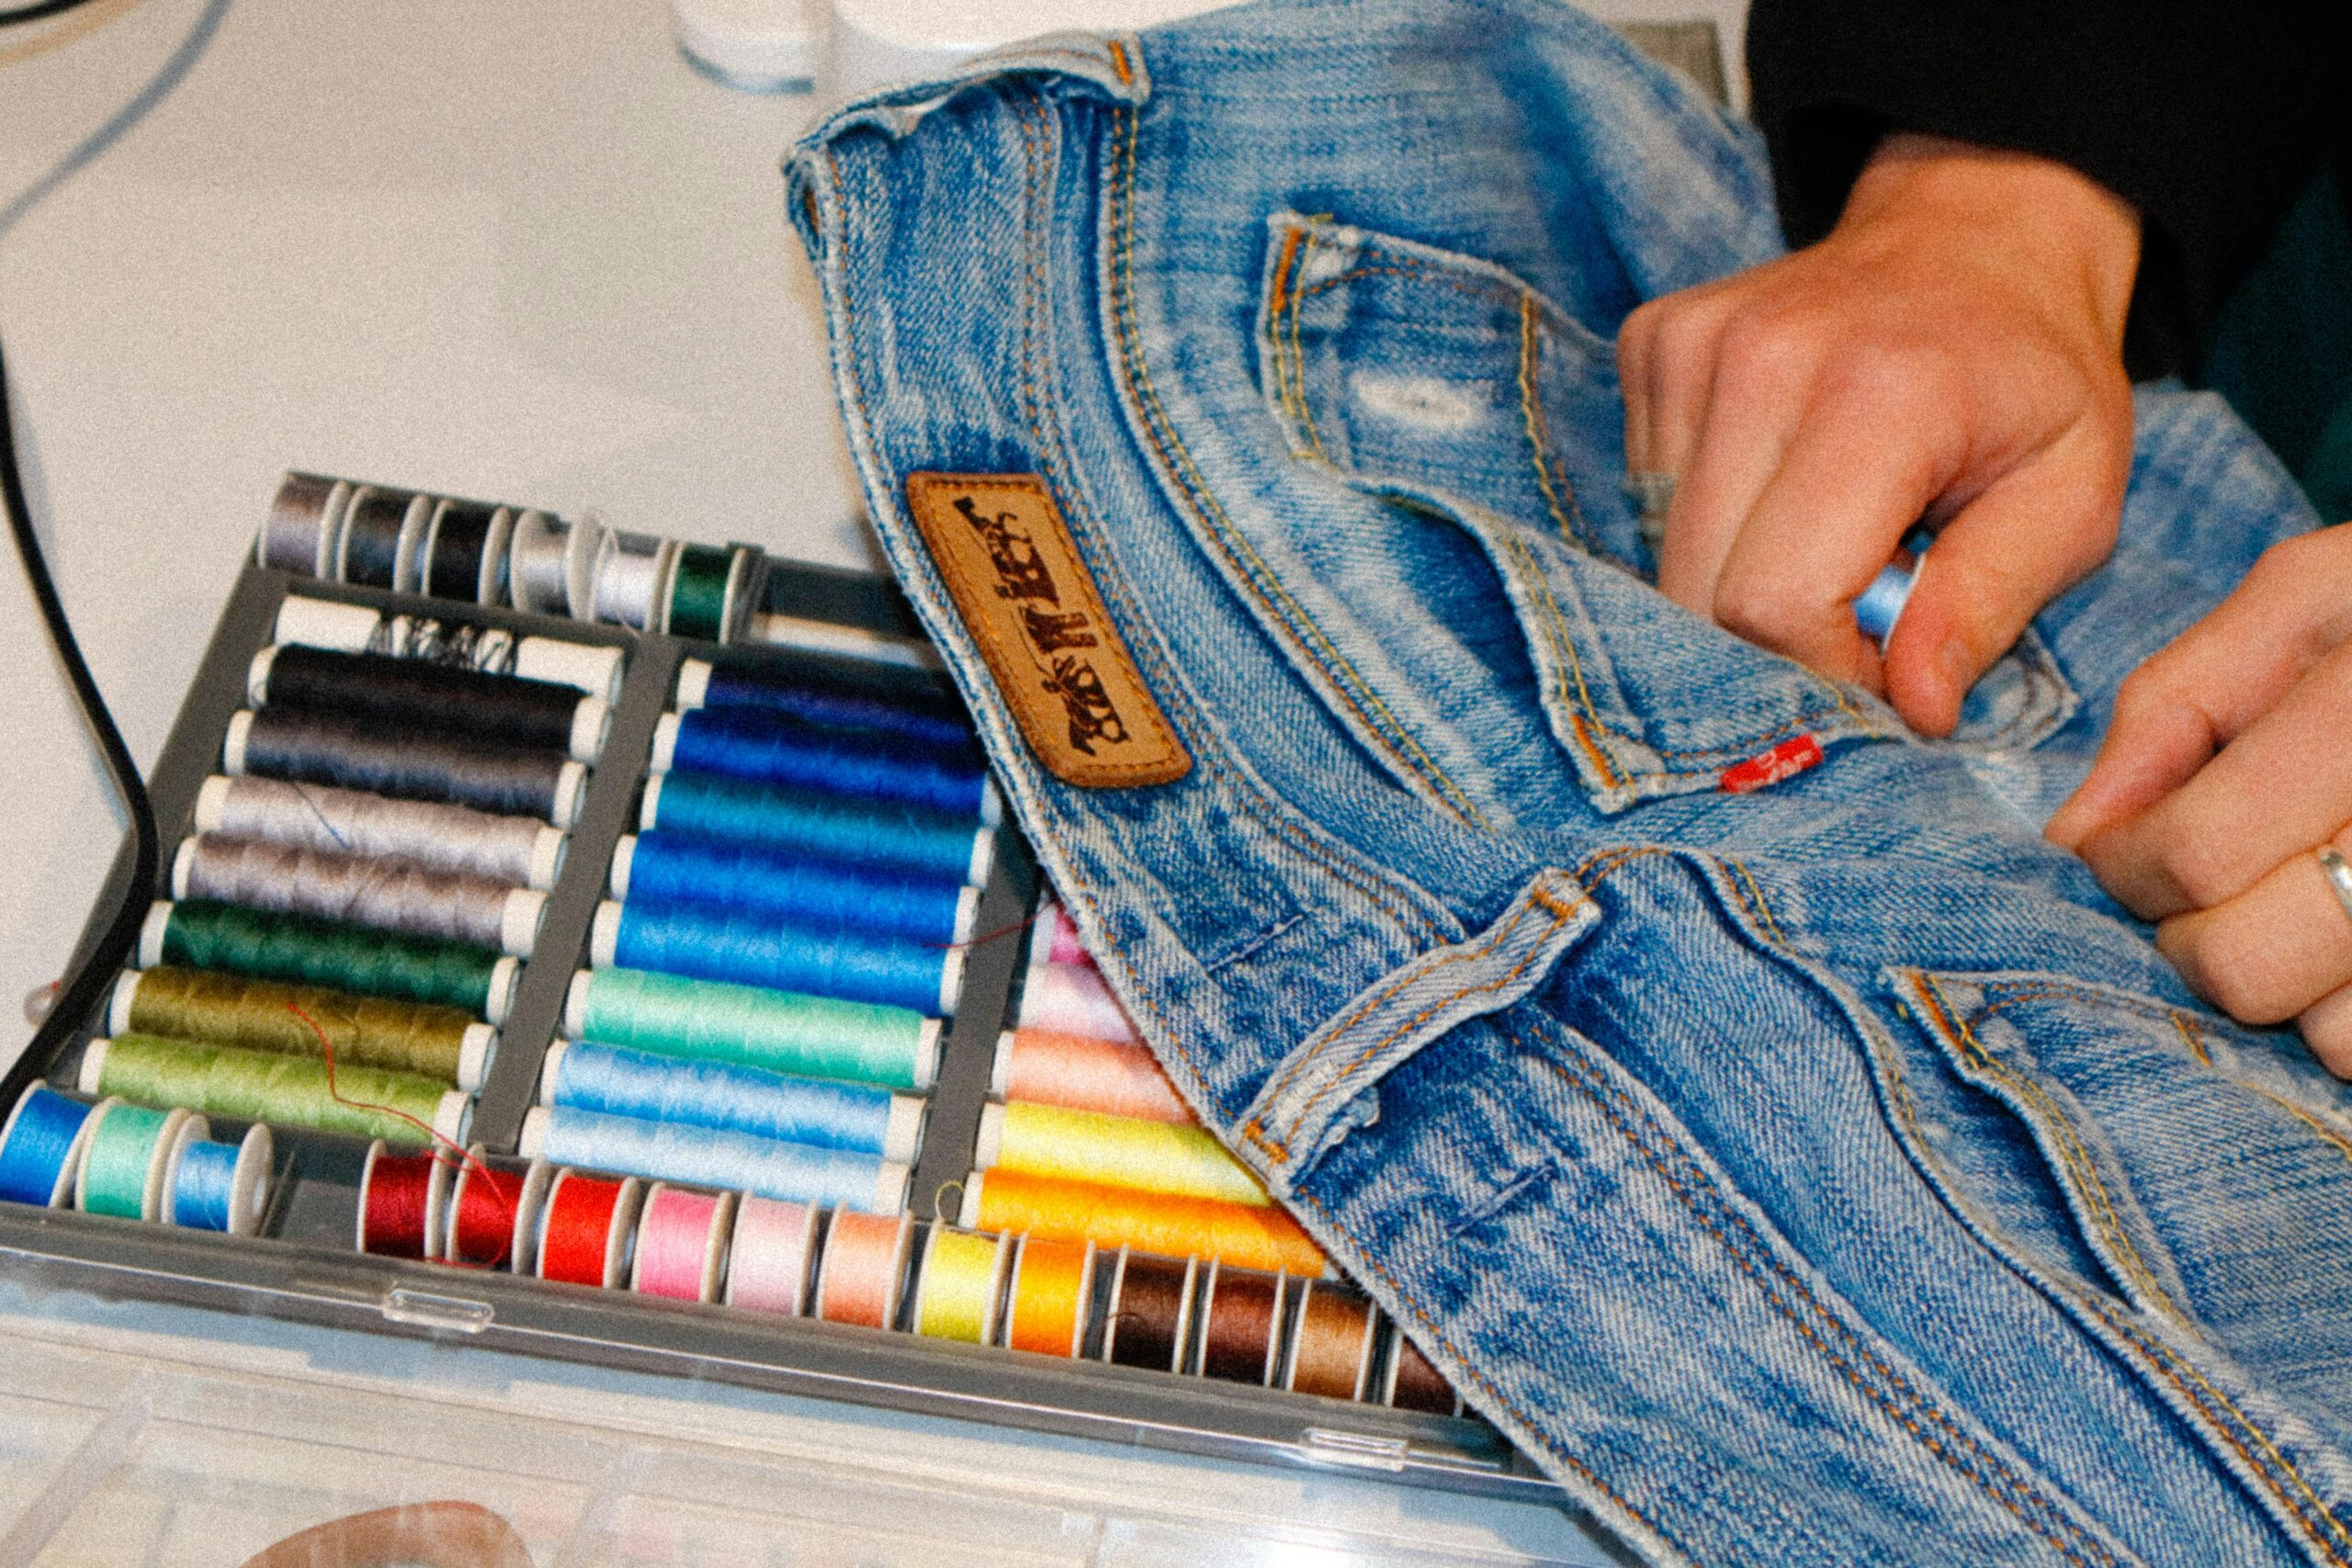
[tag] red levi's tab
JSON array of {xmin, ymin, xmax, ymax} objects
[{"xmin": 1717, "ymin": 734, "xmax": 1825, "ymax": 795}]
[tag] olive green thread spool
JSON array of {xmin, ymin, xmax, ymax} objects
[{"xmin": 113, "ymin": 966, "xmax": 492, "ymax": 1089}]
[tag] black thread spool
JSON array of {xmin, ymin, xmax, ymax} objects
[
  {"xmin": 336, "ymin": 484, "xmax": 428, "ymax": 591},
  {"xmin": 250, "ymin": 645, "xmax": 600, "ymax": 761},
  {"xmin": 422, "ymin": 498, "xmax": 514, "ymax": 604},
  {"xmin": 227, "ymin": 708, "xmax": 584, "ymax": 825},
  {"xmin": 1102, "ymin": 1248, "xmax": 1197, "ymax": 1372}
]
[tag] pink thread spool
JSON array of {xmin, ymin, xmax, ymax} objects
[
  {"xmin": 725, "ymin": 1194, "xmax": 819, "ymax": 1314},
  {"xmin": 1028, "ymin": 902, "xmax": 1088, "ymax": 969},
  {"xmin": 631, "ymin": 1183, "xmax": 736, "ymax": 1303},
  {"xmin": 1015, "ymin": 961, "xmax": 1138, "ymax": 1046}
]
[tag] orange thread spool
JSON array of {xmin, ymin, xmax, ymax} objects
[
  {"xmin": 994, "ymin": 1029, "xmax": 1192, "ymax": 1125},
  {"xmin": 964, "ymin": 1168, "xmax": 1326, "ymax": 1277},
  {"xmin": 1285, "ymin": 1279, "xmax": 1375, "ymax": 1401},
  {"xmin": 1005, "ymin": 1235, "xmax": 1094, "ymax": 1358},
  {"xmin": 814, "ymin": 1209, "xmax": 912, "ymax": 1328}
]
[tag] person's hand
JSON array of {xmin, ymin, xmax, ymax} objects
[
  {"xmin": 2047, "ymin": 525, "xmax": 2352, "ymax": 1075},
  {"xmin": 1617, "ymin": 132, "xmax": 2142, "ymax": 736}
]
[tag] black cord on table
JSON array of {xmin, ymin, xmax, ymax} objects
[
  {"xmin": 0, "ymin": 0, "xmax": 108, "ymax": 26},
  {"xmin": 0, "ymin": 330, "xmax": 159, "ymax": 1060}
]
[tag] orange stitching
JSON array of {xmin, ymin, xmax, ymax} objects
[
  {"xmin": 1500, "ymin": 532, "xmax": 1626, "ymax": 787},
  {"xmin": 1517, "ymin": 293, "xmax": 1589, "ymax": 547},
  {"xmin": 1105, "ymin": 37, "xmax": 1132, "ymax": 85},
  {"xmin": 1724, "ymin": 859, "xmax": 1797, "ymax": 953}
]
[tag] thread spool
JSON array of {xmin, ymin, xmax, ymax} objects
[
  {"xmin": 1103, "ymin": 1249, "xmax": 1196, "ymax": 1372},
  {"xmin": 75, "ymin": 1102, "xmax": 201, "ymax": 1222},
  {"xmin": 519, "ymin": 1105, "xmax": 906, "ymax": 1213},
  {"xmin": 588, "ymin": 528, "xmax": 677, "ymax": 630},
  {"xmin": 248, "ymin": 646, "xmax": 609, "ymax": 765},
  {"xmin": 175, "ymin": 835, "xmax": 546, "ymax": 958},
  {"xmin": 911, "ymin": 1226, "xmax": 1009, "ymax": 1344},
  {"xmin": 1016, "ymin": 961, "xmax": 1139, "ymax": 1046},
  {"xmin": 1284, "ymin": 1280, "xmax": 1376, "ymax": 1401},
  {"xmin": 335, "ymin": 485, "xmax": 431, "ymax": 591},
  {"xmin": 662, "ymin": 543, "xmax": 762, "ymax": 642},
  {"xmin": 974, "ymin": 1102, "xmax": 1266, "ymax": 1208},
  {"xmin": 170, "ymin": 1123, "xmax": 272, "ymax": 1234},
  {"xmin": 538, "ymin": 1041, "xmax": 922, "ymax": 1161},
  {"xmin": 724, "ymin": 1195, "xmax": 818, "ymax": 1314},
  {"xmin": 421, "ymin": 499, "xmax": 513, "ymax": 604},
  {"xmin": 1027, "ymin": 902, "xmax": 1088, "ymax": 970},
  {"xmin": 1195, "ymin": 1261, "xmax": 1286, "ymax": 1385},
  {"xmin": 959, "ymin": 1170, "xmax": 1326, "ymax": 1278},
  {"xmin": 146, "ymin": 900, "xmax": 517, "ymax": 1021},
  {"xmin": 357, "ymin": 1140, "xmax": 453, "ymax": 1258},
  {"xmin": 1003, "ymin": 1235, "xmax": 1094, "ymax": 1359},
  {"xmin": 196, "ymin": 776, "xmax": 567, "ymax": 891},
  {"xmin": 628, "ymin": 1183, "xmax": 738, "ymax": 1302},
  {"xmin": 447, "ymin": 1150, "xmax": 528, "ymax": 1268},
  {"xmin": 272, "ymin": 597, "xmax": 628, "ymax": 701},
  {"xmin": 566, "ymin": 967, "xmax": 938, "ymax": 1092},
  {"xmin": 536, "ymin": 1168, "xmax": 643, "ymax": 1287},
  {"xmin": 676, "ymin": 659, "xmax": 975, "ymax": 751},
  {"xmin": 257, "ymin": 472, "xmax": 350, "ymax": 577},
  {"xmin": 226, "ymin": 708, "xmax": 586, "ymax": 826},
  {"xmin": 812, "ymin": 1209, "xmax": 912, "ymax": 1329},
  {"xmin": 612, "ymin": 834, "xmax": 978, "ymax": 949},
  {"xmin": 505, "ymin": 509, "xmax": 605, "ymax": 618},
  {"xmin": 991, "ymin": 1030, "xmax": 1191, "ymax": 1125},
  {"xmin": 594, "ymin": 900, "xmax": 963, "ymax": 1018},
  {"xmin": 652, "ymin": 708, "xmax": 998, "ymax": 825},
  {"xmin": 0, "ymin": 1082, "xmax": 107, "ymax": 1206},
  {"xmin": 114, "ymin": 967, "xmax": 492, "ymax": 1090},
  {"xmin": 641, "ymin": 773, "xmax": 994, "ymax": 887},
  {"xmin": 85, "ymin": 1034, "xmax": 469, "ymax": 1147},
  {"xmin": 1385, "ymin": 1331, "xmax": 1463, "ymax": 1416},
  {"xmin": 379, "ymin": 614, "xmax": 517, "ymax": 677}
]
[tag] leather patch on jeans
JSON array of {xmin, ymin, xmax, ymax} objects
[{"xmin": 905, "ymin": 472, "xmax": 1192, "ymax": 788}]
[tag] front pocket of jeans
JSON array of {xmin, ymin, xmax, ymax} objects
[{"xmin": 1891, "ymin": 966, "xmax": 2352, "ymax": 1404}]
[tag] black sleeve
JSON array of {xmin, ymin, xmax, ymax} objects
[{"xmin": 1745, "ymin": 0, "xmax": 2349, "ymax": 376}]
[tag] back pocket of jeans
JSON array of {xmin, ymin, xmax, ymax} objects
[{"xmin": 1892, "ymin": 966, "xmax": 2352, "ymax": 1405}]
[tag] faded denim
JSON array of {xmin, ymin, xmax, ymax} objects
[{"xmin": 786, "ymin": 2, "xmax": 2352, "ymax": 1562}]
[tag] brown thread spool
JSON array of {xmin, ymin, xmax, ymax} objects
[
  {"xmin": 1102, "ymin": 1248, "xmax": 1195, "ymax": 1372},
  {"xmin": 1285, "ymin": 1279, "xmax": 1375, "ymax": 1401},
  {"xmin": 1385, "ymin": 1328, "xmax": 1463, "ymax": 1416},
  {"xmin": 1195, "ymin": 1260, "xmax": 1285, "ymax": 1385}
]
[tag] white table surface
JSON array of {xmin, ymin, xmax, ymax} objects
[{"xmin": 0, "ymin": 2, "xmax": 1623, "ymax": 1555}]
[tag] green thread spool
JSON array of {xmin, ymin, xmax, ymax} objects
[
  {"xmin": 85, "ymin": 1032, "xmax": 466, "ymax": 1147},
  {"xmin": 114, "ymin": 966, "xmax": 490, "ymax": 1088},
  {"xmin": 662, "ymin": 543, "xmax": 756, "ymax": 642},
  {"xmin": 145, "ymin": 900, "xmax": 515, "ymax": 1021},
  {"xmin": 75, "ymin": 1101, "xmax": 200, "ymax": 1220},
  {"xmin": 567, "ymin": 966, "xmax": 939, "ymax": 1090}
]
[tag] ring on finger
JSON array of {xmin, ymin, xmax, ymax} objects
[{"xmin": 2316, "ymin": 845, "xmax": 2352, "ymax": 928}]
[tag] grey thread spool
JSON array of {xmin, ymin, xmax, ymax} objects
[
  {"xmin": 508, "ymin": 509, "xmax": 606, "ymax": 618},
  {"xmin": 256, "ymin": 471, "xmax": 351, "ymax": 577},
  {"xmin": 174, "ymin": 832, "xmax": 545, "ymax": 956},
  {"xmin": 194, "ymin": 775, "xmax": 566, "ymax": 889},
  {"xmin": 589, "ymin": 527, "xmax": 678, "ymax": 631},
  {"xmin": 224, "ymin": 708, "xmax": 587, "ymax": 826},
  {"xmin": 336, "ymin": 483, "xmax": 431, "ymax": 591}
]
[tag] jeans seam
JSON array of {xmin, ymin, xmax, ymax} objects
[
  {"xmin": 1498, "ymin": 530, "xmax": 1628, "ymax": 788},
  {"xmin": 1516, "ymin": 292, "xmax": 1593, "ymax": 549},
  {"xmin": 1108, "ymin": 107, "xmax": 1492, "ymax": 830},
  {"xmin": 1286, "ymin": 232, "xmax": 1331, "ymax": 460}
]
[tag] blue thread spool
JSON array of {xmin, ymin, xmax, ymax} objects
[
  {"xmin": 594, "ymin": 899, "xmax": 964, "ymax": 1017},
  {"xmin": 1855, "ymin": 526, "xmax": 1935, "ymax": 645},
  {"xmin": 169, "ymin": 1123, "xmax": 274, "ymax": 1233},
  {"xmin": 539, "ymin": 1040, "xmax": 921, "ymax": 1160},
  {"xmin": 641, "ymin": 772, "xmax": 995, "ymax": 886},
  {"xmin": 611, "ymin": 832, "xmax": 978, "ymax": 947},
  {"xmin": 653, "ymin": 707, "xmax": 997, "ymax": 822},
  {"xmin": 519, "ymin": 1103, "xmax": 909, "ymax": 1213},
  {"xmin": 0, "ymin": 1082, "xmax": 106, "ymax": 1206},
  {"xmin": 679, "ymin": 660, "xmax": 978, "ymax": 751}
]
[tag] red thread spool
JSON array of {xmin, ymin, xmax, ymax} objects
[
  {"xmin": 1195, "ymin": 1260, "xmax": 1284, "ymax": 1385},
  {"xmin": 447, "ymin": 1153, "xmax": 526, "ymax": 1269},
  {"xmin": 1103, "ymin": 1248, "xmax": 1195, "ymax": 1372},
  {"xmin": 357, "ymin": 1139, "xmax": 449, "ymax": 1259},
  {"xmin": 537, "ymin": 1169, "xmax": 642, "ymax": 1288}
]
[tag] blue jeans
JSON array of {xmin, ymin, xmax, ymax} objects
[{"xmin": 787, "ymin": 3, "xmax": 2352, "ymax": 1561}]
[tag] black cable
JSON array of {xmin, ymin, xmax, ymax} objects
[
  {"xmin": 1, "ymin": 329, "xmax": 159, "ymax": 1061},
  {"xmin": 0, "ymin": 0, "xmax": 107, "ymax": 26}
]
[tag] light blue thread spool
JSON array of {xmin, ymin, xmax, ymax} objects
[
  {"xmin": 567, "ymin": 967, "xmax": 939, "ymax": 1091},
  {"xmin": 642, "ymin": 772, "xmax": 994, "ymax": 886},
  {"xmin": 520, "ymin": 1103, "xmax": 908, "ymax": 1213},
  {"xmin": 0, "ymin": 1082, "xmax": 104, "ymax": 1206},
  {"xmin": 1854, "ymin": 526, "xmax": 1936, "ymax": 646},
  {"xmin": 169, "ymin": 1123, "xmax": 273, "ymax": 1233},
  {"xmin": 614, "ymin": 832, "xmax": 975, "ymax": 947},
  {"xmin": 685, "ymin": 660, "xmax": 977, "ymax": 750},
  {"xmin": 597, "ymin": 898, "xmax": 962, "ymax": 1016},
  {"xmin": 656, "ymin": 706, "xmax": 993, "ymax": 820},
  {"xmin": 541, "ymin": 1039, "xmax": 918, "ymax": 1159}
]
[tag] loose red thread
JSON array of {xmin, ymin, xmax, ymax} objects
[
  {"xmin": 1717, "ymin": 734, "xmax": 1825, "ymax": 795},
  {"xmin": 288, "ymin": 1002, "xmax": 513, "ymax": 1269}
]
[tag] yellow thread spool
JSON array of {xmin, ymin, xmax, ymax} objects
[
  {"xmin": 912, "ymin": 1225, "xmax": 1008, "ymax": 1344},
  {"xmin": 977, "ymin": 1101, "xmax": 1268, "ymax": 1207}
]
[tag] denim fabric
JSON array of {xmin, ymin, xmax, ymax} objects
[{"xmin": 785, "ymin": 4, "xmax": 2352, "ymax": 1562}]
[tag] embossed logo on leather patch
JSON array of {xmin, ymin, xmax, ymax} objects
[{"xmin": 904, "ymin": 472, "xmax": 1191, "ymax": 788}]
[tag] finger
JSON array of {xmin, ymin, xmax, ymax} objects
[
  {"xmin": 2079, "ymin": 638, "xmax": 2352, "ymax": 918},
  {"xmin": 2048, "ymin": 528, "xmax": 2352, "ymax": 849},
  {"xmin": 1645, "ymin": 283, "xmax": 1745, "ymax": 491},
  {"xmin": 1883, "ymin": 417, "xmax": 2124, "ymax": 737},
  {"xmin": 2298, "ymin": 984, "xmax": 2352, "ymax": 1079},
  {"xmin": 1706, "ymin": 383, "xmax": 1956, "ymax": 685},
  {"xmin": 2155, "ymin": 844, "xmax": 2352, "ymax": 1025},
  {"xmin": 1654, "ymin": 310, "xmax": 1814, "ymax": 615},
  {"xmin": 1618, "ymin": 303, "xmax": 1657, "ymax": 475}
]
